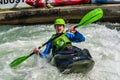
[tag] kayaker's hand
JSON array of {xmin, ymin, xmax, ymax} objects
[
  {"xmin": 68, "ymin": 26, "xmax": 76, "ymax": 34},
  {"xmin": 33, "ymin": 48, "xmax": 40, "ymax": 54}
]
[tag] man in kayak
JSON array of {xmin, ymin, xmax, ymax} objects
[
  {"xmin": 33, "ymin": 18, "xmax": 85, "ymax": 58},
  {"xmin": 33, "ymin": 18, "xmax": 88, "ymax": 71}
]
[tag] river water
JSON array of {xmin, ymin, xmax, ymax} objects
[{"xmin": 0, "ymin": 23, "xmax": 120, "ymax": 80}]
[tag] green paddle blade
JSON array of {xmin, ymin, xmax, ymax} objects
[
  {"xmin": 77, "ymin": 8, "xmax": 103, "ymax": 27},
  {"xmin": 9, "ymin": 56, "xmax": 29, "ymax": 68}
]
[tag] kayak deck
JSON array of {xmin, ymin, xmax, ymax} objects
[
  {"xmin": 50, "ymin": 47, "xmax": 95, "ymax": 74},
  {"xmin": 61, "ymin": 59, "xmax": 95, "ymax": 74}
]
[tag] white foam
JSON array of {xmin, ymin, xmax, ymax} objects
[{"xmin": 0, "ymin": 23, "xmax": 120, "ymax": 80}]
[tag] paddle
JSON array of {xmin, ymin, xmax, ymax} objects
[
  {"xmin": 9, "ymin": 8, "xmax": 103, "ymax": 68},
  {"xmin": 74, "ymin": 8, "xmax": 103, "ymax": 28},
  {"xmin": 9, "ymin": 34, "xmax": 65, "ymax": 68}
]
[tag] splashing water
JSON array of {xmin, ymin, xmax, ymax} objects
[{"xmin": 0, "ymin": 23, "xmax": 120, "ymax": 80}]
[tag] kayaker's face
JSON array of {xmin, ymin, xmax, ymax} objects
[{"xmin": 54, "ymin": 25, "xmax": 64, "ymax": 34}]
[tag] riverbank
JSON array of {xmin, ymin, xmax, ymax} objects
[{"xmin": 0, "ymin": 4, "xmax": 120, "ymax": 25}]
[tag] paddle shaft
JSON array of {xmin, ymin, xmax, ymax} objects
[
  {"xmin": 28, "ymin": 33, "xmax": 65, "ymax": 57},
  {"xmin": 28, "ymin": 24, "xmax": 79, "ymax": 57}
]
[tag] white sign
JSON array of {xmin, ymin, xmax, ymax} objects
[{"xmin": 0, "ymin": 0, "xmax": 30, "ymax": 9}]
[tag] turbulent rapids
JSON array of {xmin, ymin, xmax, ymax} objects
[{"xmin": 0, "ymin": 23, "xmax": 120, "ymax": 80}]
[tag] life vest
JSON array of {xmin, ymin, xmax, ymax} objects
[{"xmin": 51, "ymin": 31, "xmax": 72, "ymax": 56}]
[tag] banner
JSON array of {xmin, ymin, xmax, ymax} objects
[{"xmin": 0, "ymin": 0, "xmax": 30, "ymax": 9}]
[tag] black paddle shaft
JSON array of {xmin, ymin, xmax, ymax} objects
[
  {"xmin": 37, "ymin": 25, "xmax": 78, "ymax": 50},
  {"xmin": 28, "ymin": 33, "xmax": 64, "ymax": 57},
  {"xmin": 29, "ymin": 24, "xmax": 80, "ymax": 57}
]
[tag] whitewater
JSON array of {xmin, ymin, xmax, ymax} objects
[{"xmin": 0, "ymin": 23, "xmax": 120, "ymax": 80}]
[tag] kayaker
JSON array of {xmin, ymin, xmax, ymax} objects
[{"xmin": 33, "ymin": 18, "xmax": 85, "ymax": 60}]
